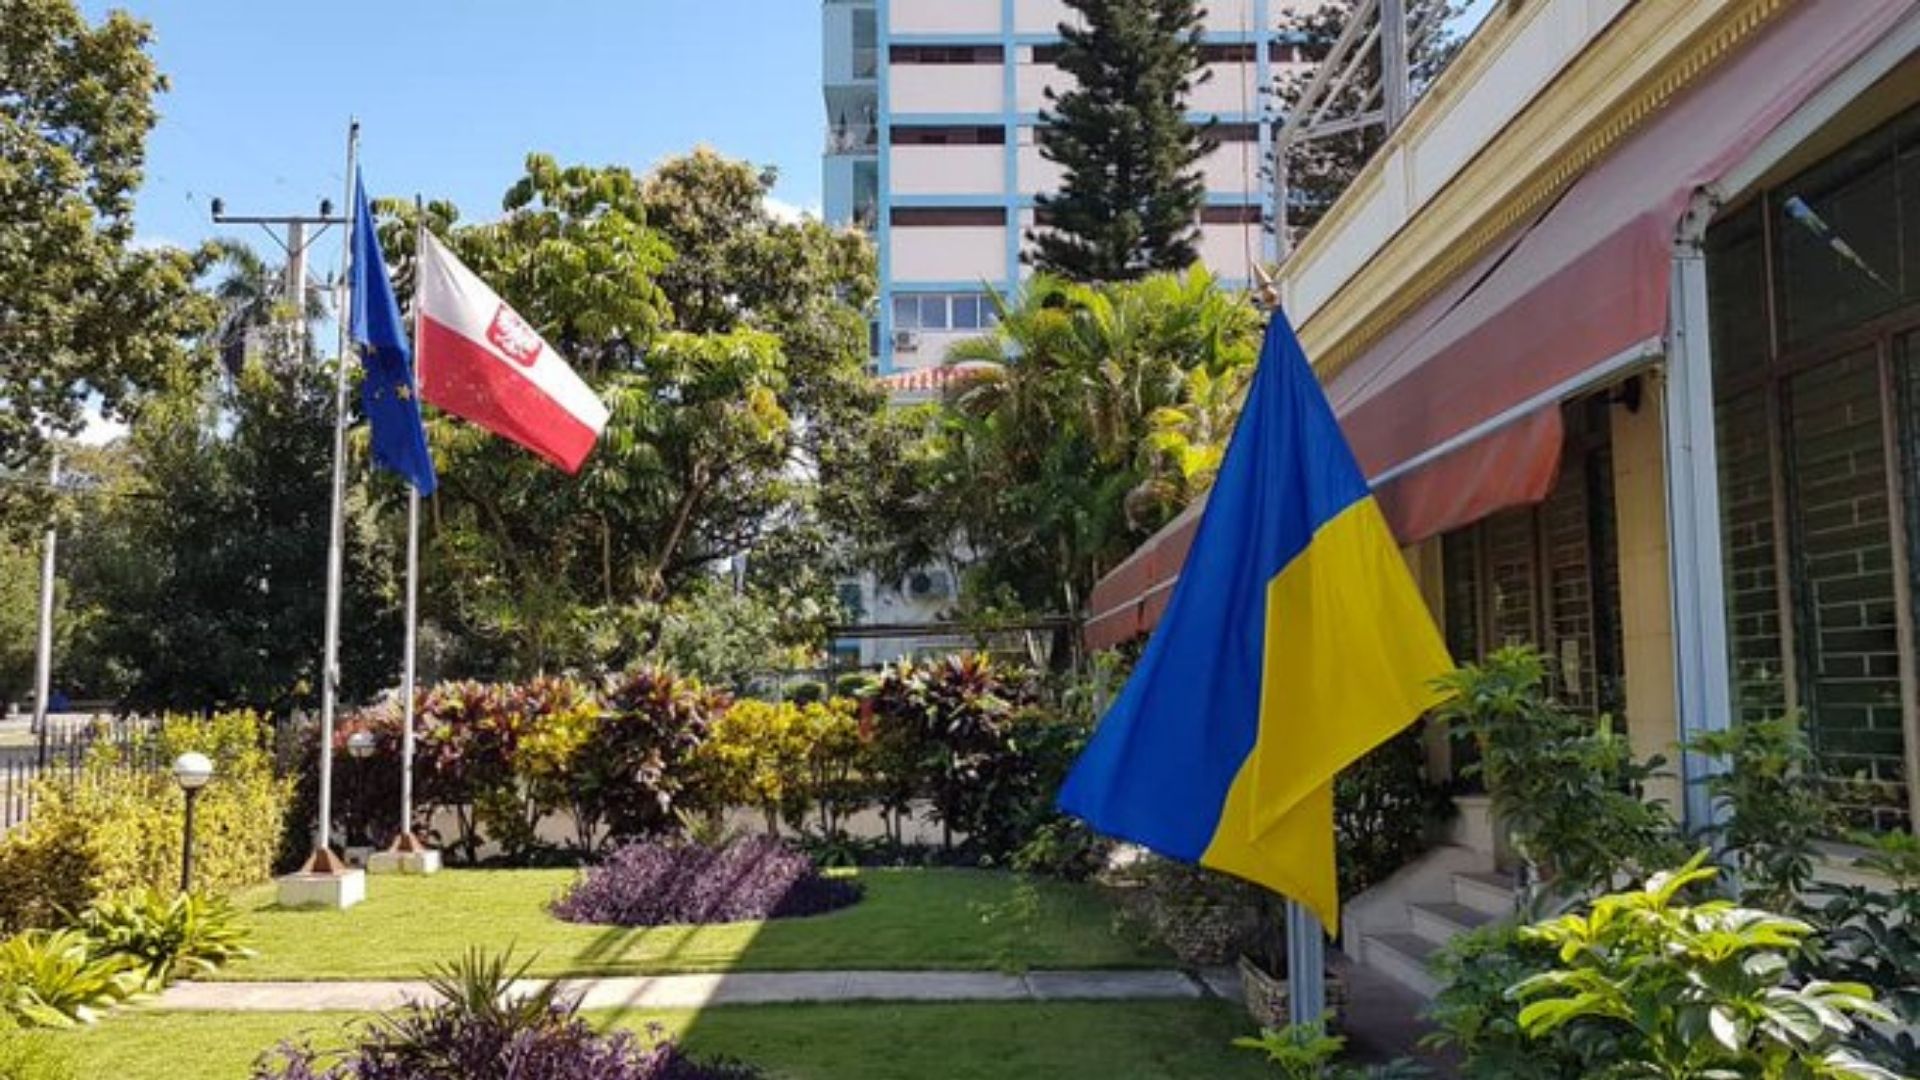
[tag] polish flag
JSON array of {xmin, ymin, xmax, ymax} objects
[{"xmin": 415, "ymin": 231, "xmax": 610, "ymax": 473}]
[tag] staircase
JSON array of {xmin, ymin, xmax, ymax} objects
[{"xmin": 1341, "ymin": 797, "xmax": 1519, "ymax": 1001}]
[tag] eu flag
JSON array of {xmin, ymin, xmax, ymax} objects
[
  {"xmin": 350, "ymin": 171, "xmax": 436, "ymax": 495},
  {"xmin": 1057, "ymin": 313, "xmax": 1452, "ymax": 933}
]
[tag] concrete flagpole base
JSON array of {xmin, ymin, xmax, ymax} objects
[
  {"xmin": 276, "ymin": 848, "xmax": 367, "ymax": 909},
  {"xmin": 367, "ymin": 833, "xmax": 441, "ymax": 875}
]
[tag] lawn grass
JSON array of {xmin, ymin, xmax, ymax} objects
[
  {"xmin": 60, "ymin": 1001, "xmax": 1271, "ymax": 1079},
  {"xmin": 223, "ymin": 867, "xmax": 1167, "ymax": 980}
]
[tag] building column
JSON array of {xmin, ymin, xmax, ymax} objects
[{"xmin": 1611, "ymin": 379, "xmax": 1683, "ymax": 814}]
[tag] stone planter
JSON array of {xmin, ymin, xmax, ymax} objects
[{"xmin": 1237, "ymin": 955, "xmax": 1348, "ymax": 1030}]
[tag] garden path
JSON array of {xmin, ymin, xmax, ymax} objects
[{"xmin": 157, "ymin": 968, "xmax": 1214, "ymax": 1012}]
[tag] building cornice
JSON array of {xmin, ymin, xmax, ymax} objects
[{"xmin": 1288, "ymin": 0, "xmax": 1799, "ymax": 376}]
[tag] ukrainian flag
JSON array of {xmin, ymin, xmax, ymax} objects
[{"xmin": 1059, "ymin": 312, "xmax": 1452, "ymax": 933}]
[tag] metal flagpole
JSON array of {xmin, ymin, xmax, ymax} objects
[
  {"xmin": 398, "ymin": 197, "xmax": 425, "ymax": 850},
  {"xmin": 310, "ymin": 119, "xmax": 360, "ymax": 871},
  {"xmin": 31, "ymin": 454, "xmax": 59, "ymax": 769},
  {"xmin": 1285, "ymin": 901, "xmax": 1328, "ymax": 1026}
]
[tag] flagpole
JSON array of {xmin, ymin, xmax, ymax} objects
[
  {"xmin": 1251, "ymin": 272, "xmax": 1330, "ymax": 1031},
  {"xmin": 398, "ymin": 197, "xmax": 425, "ymax": 851},
  {"xmin": 310, "ymin": 118, "xmax": 359, "ymax": 873}
]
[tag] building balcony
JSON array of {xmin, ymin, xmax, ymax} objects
[{"xmin": 826, "ymin": 125, "xmax": 881, "ymax": 156}]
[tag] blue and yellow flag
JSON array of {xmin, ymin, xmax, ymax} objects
[
  {"xmin": 349, "ymin": 171, "xmax": 437, "ymax": 496},
  {"xmin": 1058, "ymin": 312, "xmax": 1451, "ymax": 933}
]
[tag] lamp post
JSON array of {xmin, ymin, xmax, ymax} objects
[
  {"xmin": 172, "ymin": 752, "xmax": 214, "ymax": 893},
  {"xmin": 346, "ymin": 731, "xmax": 377, "ymax": 850}
]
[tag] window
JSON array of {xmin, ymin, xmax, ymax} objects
[
  {"xmin": 891, "ymin": 207, "xmax": 1005, "ymax": 227},
  {"xmin": 1201, "ymin": 204, "xmax": 1262, "ymax": 225},
  {"xmin": 1707, "ymin": 102, "xmax": 1920, "ymax": 833},
  {"xmin": 889, "ymin": 292, "xmax": 998, "ymax": 333},
  {"xmin": 892, "ymin": 125, "xmax": 1006, "ymax": 146},
  {"xmin": 1438, "ymin": 396, "xmax": 1625, "ymax": 718},
  {"xmin": 890, "ymin": 45, "xmax": 1004, "ymax": 64},
  {"xmin": 919, "ymin": 296, "xmax": 949, "ymax": 330},
  {"xmin": 1031, "ymin": 44, "xmax": 1064, "ymax": 64},
  {"xmin": 1199, "ymin": 44, "xmax": 1257, "ymax": 63}
]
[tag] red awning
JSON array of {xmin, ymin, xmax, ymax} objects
[
  {"xmin": 1335, "ymin": 0, "xmax": 1906, "ymax": 543},
  {"xmin": 1084, "ymin": 0, "xmax": 1912, "ymax": 648}
]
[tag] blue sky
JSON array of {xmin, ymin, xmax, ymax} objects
[{"xmin": 90, "ymin": 1, "xmax": 828, "ymax": 262}]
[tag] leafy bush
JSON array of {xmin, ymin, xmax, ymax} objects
[
  {"xmin": 1687, "ymin": 712, "xmax": 1836, "ymax": 912},
  {"xmin": 0, "ymin": 711, "xmax": 290, "ymax": 932},
  {"xmin": 784, "ymin": 680, "xmax": 825, "ymax": 706},
  {"xmin": 1422, "ymin": 924, "xmax": 1571, "ymax": 1079},
  {"xmin": 1510, "ymin": 854, "xmax": 1894, "ymax": 1079},
  {"xmin": 0, "ymin": 929, "xmax": 146, "ymax": 1028},
  {"xmin": 252, "ymin": 949, "xmax": 763, "ymax": 1079},
  {"xmin": 1433, "ymin": 647, "xmax": 1680, "ymax": 902},
  {"xmin": 1805, "ymin": 832, "xmax": 1920, "ymax": 1070},
  {"xmin": 549, "ymin": 837, "xmax": 862, "ymax": 927},
  {"xmin": 590, "ymin": 668, "xmax": 724, "ymax": 842},
  {"xmin": 72, "ymin": 888, "xmax": 255, "ymax": 987},
  {"xmin": 0, "ymin": 1013, "xmax": 76, "ymax": 1080},
  {"xmin": 1010, "ymin": 817, "xmax": 1111, "ymax": 881},
  {"xmin": 1234, "ymin": 1019, "xmax": 1427, "ymax": 1078},
  {"xmin": 1335, "ymin": 729, "xmax": 1452, "ymax": 898}
]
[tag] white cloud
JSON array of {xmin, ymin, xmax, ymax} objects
[
  {"xmin": 74, "ymin": 403, "xmax": 128, "ymax": 447},
  {"xmin": 765, "ymin": 197, "xmax": 820, "ymax": 224}
]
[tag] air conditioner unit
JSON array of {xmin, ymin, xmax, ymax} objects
[
  {"xmin": 893, "ymin": 330, "xmax": 921, "ymax": 352},
  {"xmin": 906, "ymin": 570, "xmax": 952, "ymax": 600}
]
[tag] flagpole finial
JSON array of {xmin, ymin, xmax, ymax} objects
[{"xmin": 1252, "ymin": 263, "xmax": 1281, "ymax": 312}]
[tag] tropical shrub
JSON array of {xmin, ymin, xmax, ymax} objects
[
  {"xmin": 483, "ymin": 676, "xmax": 601, "ymax": 858},
  {"xmin": 1433, "ymin": 647, "xmax": 1680, "ymax": 903},
  {"xmin": 865, "ymin": 654, "xmax": 1079, "ymax": 860},
  {"xmin": 549, "ymin": 837, "xmax": 862, "ymax": 927},
  {"xmin": 1010, "ymin": 817, "xmax": 1111, "ymax": 882},
  {"xmin": 72, "ymin": 888, "xmax": 255, "ymax": 987},
  {"xmin": 415, "ymin": 681, "xmax": 517, "ymax": 864},
  {"xmin": 1805, "ymin": 832, "xmax": 1920, "ymax": 1070},
  {"xmin": 693, "ymin": 700, "xmax": 814, "ymax": 835},
  {"xmin": 1422, "ymin": 924, "xmax": 1571, "ymax": 1079},
  {"xmin": 1234, "ymin": 1019, "xmax": 1427, "ymax": 1078},
  {"xmin": 0, "ymin": 711, "xmax": 290, "ymax": 931},
  {"xmin": 1510, "ymin": 854, "xmax": 1894, "ymax": 1079},
  {"xmin": 590, "ymin": 667, "xmax": 723, "ymax": 841},
  {"xmin": 0, "ymin": 929, "xmax": 146, "ymax": 1028},
  {"xmin": 1686, "ymin": 712, "xmax": 1836, "ymax": 912},
  {"xmin": 252, "ymin": 949, "xmax": 763, "ymax": 1079},
  {"xmin": 0, "ymin": 1013, "xmax": 75, "ymax": 1080}
]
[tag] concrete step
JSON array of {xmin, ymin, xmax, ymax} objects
[
  {"xmin": 1408, "ymin": 900, "xmax": 1495, "ymax": 945},
  {"xmin": 1360, "ymin": 931, "xmax": 1441, "ymax": 1000},
  {"xmin": 1452, "ymin": 870, "xmax": 1517, "ymax": 917}
]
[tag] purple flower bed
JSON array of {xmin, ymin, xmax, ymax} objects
[
  {"xmin": 255, "ymin": 1013, "xmax": 760, "ymax": 1080},
  {"xmin": 550, "ymin": 836, "xmax": 864, "ymax": 926}
]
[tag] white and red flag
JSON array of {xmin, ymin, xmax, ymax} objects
[{"xmin": 415, "ymin": 231, "xmax": 610, "ymax": 473}]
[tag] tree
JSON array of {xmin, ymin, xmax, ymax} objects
[
  {"xmin": 886, "ymin": 268, "xmax": 1259, "ymax": 618},
  {"xmin": 367, "ymin": 151, "xmax": 880, "ymax": 678},
  {"xmin": 205, "ymin": 239, "xmax": 327, "ymax": 376},
  {"xmin": 60, "ymin": 358, "xmax": 401, "ymax": 714},
  {"xmin": 1028, "ymin": 0, "xmax": 1213, "ymax": 281},
  {"xmin": 0, "ymin": 539, "xmax": 51, "ymax": 706},
  {"xmin": 0, "ymin": 0, "xmax": 217, "ymax": 495}
]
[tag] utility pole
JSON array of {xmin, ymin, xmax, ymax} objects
[
  {"xmin": 209, "ymin": 198, "xmax": 341, "ymax": 361},
  {"xmin": 31, "ymin": 455, "xmax": 59, "ymax": 769}
]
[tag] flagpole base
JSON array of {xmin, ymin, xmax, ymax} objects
[
  {"xmin": 367, "ymin": 834, "xmax": 440, "ymax": 875},
  {"xmin": 276, "ymin": 848, "xmax": 366, "ymax": 909}
]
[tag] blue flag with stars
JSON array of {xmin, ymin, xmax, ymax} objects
[{"xmin": 350, "ymin": 171, "xmax": 436, "ymax": 495}]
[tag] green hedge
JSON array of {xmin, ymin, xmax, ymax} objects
[{"xmin": 0, "ymin": 712, "xmax": 290, "ymax": 933}]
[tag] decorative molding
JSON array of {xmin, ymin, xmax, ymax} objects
[{"xmin": 1291, "ymin": 0, "xmax": 1798, "ymax": 377}]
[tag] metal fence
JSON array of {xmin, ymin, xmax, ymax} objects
[{"xmin": 0, "ymin": 719, "xmax": 163, "ymax": 834}]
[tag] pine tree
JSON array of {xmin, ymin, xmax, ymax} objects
[{"xmin": 1028, "ymin": 0, "xmax": 1213, "ymax": 282}]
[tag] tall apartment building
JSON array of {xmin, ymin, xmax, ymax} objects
[{"xmin": 823, "ymin": 0, "xmax": 1302, "ymax": 374}]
